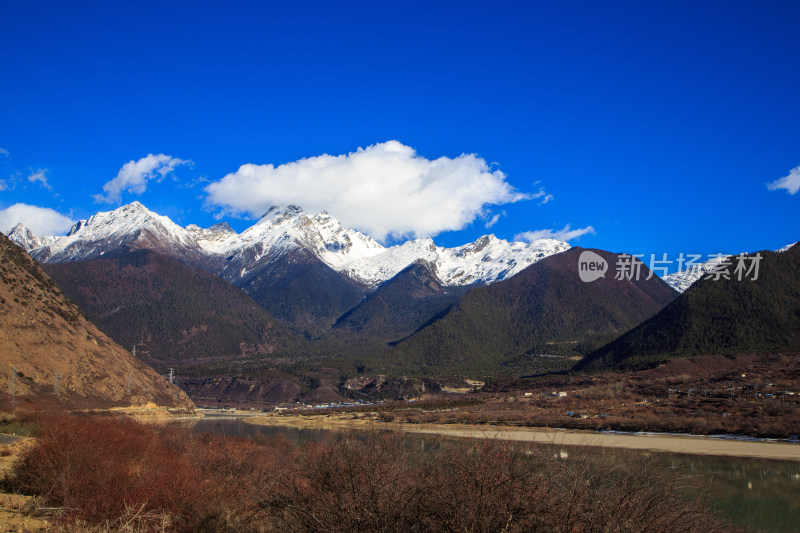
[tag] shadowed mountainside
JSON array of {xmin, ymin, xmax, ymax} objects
[
  {"xmin": 43, "ymin": 249, "xmax": 300, "ymax": 369},
  {"xmin": 387, "ymin": 248, "xmax": 679, "ymax": 375},
  {"xmin": 233, "ymin": 247, "xmax": 369, "ymax": 338},
  {"xmin": 577, "ymin": 243, "xmax": 800, "ymax": 372},
  {"xmin": 330, "ymin": 260, "xmax": 468, "ymax": 343}
]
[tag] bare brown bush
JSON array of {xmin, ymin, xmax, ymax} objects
[
  {"xmin": 269, "ymin": 431, "xmax": 734, "ymax": 533},
  {"xmin": 5, "ymin": 415, "xmax": 738, "ymax": 532}
]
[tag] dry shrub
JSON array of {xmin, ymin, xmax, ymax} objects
[
  {"xmin": 6, "ymin": 414, "xmax": 204, "ymax": 527},
  {"xmin": 5, "ymin": 415, "xmax": 737, "ymax": 532},
  {"xmin": 270, "ymin": 431, "xmax": 734, "ymax": 533}
]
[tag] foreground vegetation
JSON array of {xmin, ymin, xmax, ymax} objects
[{"xmin": 1, "ymin": 413, "xmax": 738, "ymax": 532}]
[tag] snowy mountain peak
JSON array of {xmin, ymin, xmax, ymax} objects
[
  {"xmin": 7, "ymin": 223, "xmax": 58, "ymax": 252},
  {"xmin": 186, "ymin": 221, "xmax": 236, "ymax": 236},
  {"xmin": 8, "ymin": 223, "xmax": 30, "ymax": 238},
  {"xmin": 458, "ymin": 234, "xmax": 498, "ymax": 256},
  {"xmin": 215, "ymin": 205, "xmax": 386, "ymax": 276},
  {"xmin": 209, "ymin": 222, "xmax": 235, "ymax": 233},
  {"xmin": 15, "ymin": 201, "xmax": 572, "ymax": 288},
  {"xmin": 67, "ymin": 220, "xmax": 88, "ymax": 236},
  {"xmin": 261, "ymin": 205, "xmax": 304, "ymax": 221},
  {"xmin": 75, "ymin": 202, "xmax": 182, "ymax": 239},
  {"xmin": 342, "ymin": 234, "xmax": 570, "ymax": 287},
  {"xmin": 186, "ymin": 222, "xmax": 238, "ymax": 253},
  {"xmin": 22, "ymin": 202, "xmax": 205, "ymax": 263}
]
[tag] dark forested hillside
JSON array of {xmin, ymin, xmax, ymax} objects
[
  {"xmin": 331, "ymin": 261, "xmax": 468, "ymax": 343},
  {"xmin": 577, "ymin": 243, "xmax": 800, "ymax": 372},
  {"xmin": 233, "ymin": 247, "xmax": 368, "ymax": 338},
  {"xmin": 44, "ymin": 249, "xmax": 298, "ymax": 369},
  {"xmin": 386, "ymin": 248, "xmax": 678, "ymax": 375}
]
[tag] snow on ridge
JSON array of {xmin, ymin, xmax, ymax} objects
[
  {"xmin": 12, "ymin": 201, "xmax": 571, "ymax": 287},
  {"xmin": 662, "ymin": 241, "xmax": 798, "ymax": 293},
  {"xmin": 344, "ymin": 234, "xmax": 570, "ymax": 287},
  {"xmin": 17, "ymin": 201, "xmax": 203, "ymax": 262},
  {"xmin": 661, "ymin": 255, "xmax": 730, "ymax": 293},
  {"xmin": 6, "ymin": 223, "xmax": 58, "ymax": 251}
]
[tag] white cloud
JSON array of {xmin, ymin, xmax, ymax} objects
[
  {"xmin": 0, "ymin": 203, "xmax": 74, "ymax": 236},
  {"xmin": 205, "ymin": 141, "xmax": 532, "ymax": 241},
  {"xmin": 27, "ymin": 168, "xmax": 50, "ymax": 189},
  {"xmin": 93, "ymin": 154, "xmax": 190, "ymax": 203},
  {"xmin": 485, "ymin": 213, "xmax": 501, "ymax": 229},
  {"xmin": 767, "ymin": 165, "xmax": 800, "ymax": 195},
  {"xmin": 515, "ymin": 224, "xmax": 596, "ymax": 243},
  {"xmin": 0, "ymin": 148, "xmax": 8, "ymax": 157},
  {"xmin": 532, "ymin": 187, "xmax": 553, "ymax": 205}
]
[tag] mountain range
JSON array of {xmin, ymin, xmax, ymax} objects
[
  {"xmin": 9, "ymin": 202, "xmax": 573, "ymax": 337},
  {"xmin": 385, "ymin": 248, "xmax": 679, "ymax": 375},
  {"xmin": 15, "ymin": 202, "xmax": 792, "ymax": 298},
  {"xmin": 9, "ymin": 202, "xmax": 571, "ymax": 289},
  {"xmin": 5, "ymin": 201, "xmax": 798, "ymax": 405}
]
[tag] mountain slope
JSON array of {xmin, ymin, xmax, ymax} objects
[
  {"xmin": 43, "ymin": 250, "xmax": 298, "ymax": 368},
  {"xmin": 0, "ymin": 233, "xmax": 193, "ymax": 409},
  {"xmin": 662, "ymin": 242, "xmax": 798, "ymax": 292},
  {"xmin": 331, "ymin": 260, "xmax": 468, "ymax": 343},
  {"xmin": 577, "ymin": 244, "xmax": 800, "ymax": 372},
  {"xmin": 234, "ymin": 247, "xmax": 369, "ymax": 337},
  {"xmin": 662, "ymin": 255, "xmax": 731, "ymax": 293},
  {"xmin": 388, "ymin": 248, "xmax": 679, "ymax": 375}
]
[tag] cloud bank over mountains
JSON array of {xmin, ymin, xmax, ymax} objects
[
  {"xmin": 204, "ymin": 141, "xmax": 534, "ymax": 242},
  {"xmin": 7, "ymin": 142, "xmax": 593, "ymax": 246}
]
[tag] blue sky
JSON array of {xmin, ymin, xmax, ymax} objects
[{"xmin": 1, "ymin": 1, "xmax": 798, "ymax": 268}]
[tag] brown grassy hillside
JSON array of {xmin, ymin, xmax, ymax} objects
[{"xmin": 0, "ymin": 233, "xmax": 193, "ymax": 410}]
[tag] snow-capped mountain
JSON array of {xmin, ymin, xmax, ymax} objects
[
  {"xmin": 185, "ymin": 221, "xmax": 236, "ymax": 248},
  {"xmin": 17, "ymin": 202, "xmax": 211, "ymax": 266},
  {"xmin": 662, "ymin": 242, "xmax": 798, "ymax": 293},
  {"xmin": 6, "ymin": 224, "xmax": 59, "ymax": 251},
  {"xmin": 214, "ymin": 205, "xmax": 387, "ymax": 282},
  {"xmin": 343, "ymin": 235, "xmax": 570, "ymax": 286},
  {"xmin": 211, "ymin": 205, "xmax": 569, "ymax": 286},
  {"xmin": 9, "ymin": 202, "xmax": 570, "ymax": 288}
]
